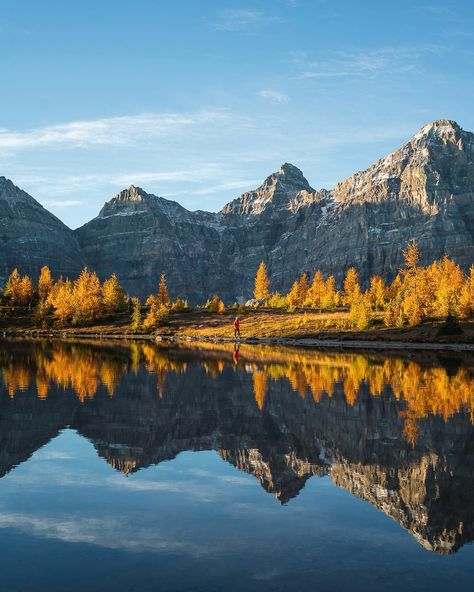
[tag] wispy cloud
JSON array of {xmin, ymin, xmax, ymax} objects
[
  {"xmin": 257, "ymin": 90, "xmax": 289, "ymax": 104},
  {"xmin": 192, "ymin": 179, "xmax": 261, "ymax": 196},
  {"xmin": 0, "ymin": 511, "xmax": 207, "ymax": 555},
  {"xmin": 14, "ymin": 165, "xmax": 228, "ymax": 196},
  {"xmin": 42, "ymin": 199, "xmax": 83, "ymax": 208},
  {"xmin": 293, "ymin": 46, "xmax": 445, "ymax": 79},
  {"xmin": 213, "ymin": 9, "xmax": 282, "ymax": 31},
  {"xmin": 0, "ymin": 110, "xmax": 229, "ymax": 152}
]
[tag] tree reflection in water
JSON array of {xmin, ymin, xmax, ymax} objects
[{"xmin": 1, "ymin": 338, "xmax": 474, "ymax": 554}]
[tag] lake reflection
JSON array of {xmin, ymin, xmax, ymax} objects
[{"xmin": 1, "ymin": 338, "xmax": 474, "ymax": 592}]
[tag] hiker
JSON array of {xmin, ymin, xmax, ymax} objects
[{"xmin": 234, "ymin": 316, "xmax": 241, "ymax": 339}]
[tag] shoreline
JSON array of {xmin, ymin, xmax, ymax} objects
[{"xmin": 2, "ymin": 329, "xmax": 474, "ymax": 353}]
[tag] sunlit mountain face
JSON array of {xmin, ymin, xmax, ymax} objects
[{"xmin": 1, "ymin": 338, "xmax": 474, "ymax": 558}]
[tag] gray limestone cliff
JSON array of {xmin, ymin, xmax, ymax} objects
[{"xmin": 0, "ymin": 177, "xmax": 85, "ymax": 285}]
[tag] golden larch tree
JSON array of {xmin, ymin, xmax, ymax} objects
[
  {"xmin": 18, "ymin": 276, "xmax": 35, "ymax": 306},
  {"xmin": 308, "ymin": 271, "xmax": 325, "ymax": 309},
  {"xmin": 38, "ymin": 266, "xmax": 53, "ymax": 301},
  {"xmin": 298, "ymin": 272, "xmax": 309, "ymax": 305},
  {"xmin": 254, "ymin": 261, "xmax": 270, "ymax": 300},
  {"xmin": 403, "ymin": 240, "xmax": 420, "ymax": 272},
  {"xmin": 343, "ymin": 267, "xmax": 361, "ymax": 305},
  {"xmin": 72, "ymin": 268, "xmax": 102, "ymax": 324},
  {"xmin": 157, "ymin": 273, "xmax": 171, "ymax": 306},
  {"xmin": 102, "ymin": 274, "xmax": 126, "ymax": 312},
  {"xmin": 5, "ymin": 268, "xmax": 22, "ymax": 303}
]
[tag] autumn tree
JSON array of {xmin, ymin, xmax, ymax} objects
[
  {"xmin": 72, "ymin": 268, "xmax": 102, "ymax": 324},
  {"xmin": 254, "ymin": 261, "xmax": 270, "ymax": 300},
  {"xmin": 322, "ymin": 275, "xmax": 338, "ymax": 309},
  {"xmin": 5, "ymin": 269, "xmax": 35, "ymax": 306},
  {"xmin": 308, "ymin": 271, "xmax": 325, "ymax": 309},
  {"xmin": 143, "ymin": 294, "xmax": 169, "ymax": 329},
  {"xmin": 130, "ymin": 297, "xmax": 142, "ymax": 331},
  {"xmin": 343, "ymin": 267, "xmax": 361, "ymax": 306},
  {"xmin": 459, "ymin": 265, "xmax": 474, "ymax": 319},
  {"xmin": 102, "ymin": 274, "xmax": 126, "ymax": 312},
  {"xmin": 157, "ymin": 273, "xmax": 171, "ymax": 306},
  {"xmin": 19, "ymin": 276, "xmax": 35, "ymax": 306},
  {"xmin": 349, "ymin": 295, "xmax": 372, "ymax": 330},
  {"xmin": 299, "ymin": 273, "xmax": 309, "ymax": 305},
  {"xmin": 38, "ymin": 266, "xmax": 53, "ymax": 301},
  {"xmin": 206, "ymin": 295, "xmax": 225, "ymax": 313},
  {"xmin": 288, "ymin": 273, "xmax": 310, "ymax": 308},
  {"xmin": 403, "ymin": 240, "xmax": 420, "ymax": 273},
  {"xmin": 368, "ymin": 275, "xmax": 387, "ymax": 311},
  {"xmin": 287, "ymin": 279, "xmax": 300, "ymax": 308},
  {"xmin": 430, "ymin": 256, "xmax": 464, "ymax": 317},
  {"xmin": 5, "ymin": 269, "xmax": 22, "ymax": 303},
  {"xmin": 49, "ymin": 279, "xmax": 75, "ymax": 324}
]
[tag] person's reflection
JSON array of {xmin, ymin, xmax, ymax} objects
[{"xmin": 233, "ymin": 343, "xmax": 240, "ymax": 365}]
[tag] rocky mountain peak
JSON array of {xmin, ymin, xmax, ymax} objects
[
  {"xmin": 98, "ymin": 185, "xmax": 152, "ymax": 218},
  {"xmin": 413, "ymin": 118, "xmax": 463, "ymax": 143},
  {"xmin": 263, "ymin": 162, "xmax": 312, "ymax": 191},
  {"xmin": 114, "ymin": 184, "xmax": 148, "ymax": 203},
  {"xmin": 221, "ymin": 163, "xmax": 316, "ymax": 217},
  {"xmin": 0, "ymin": 176, "xmax": 32, "ymax": 203}
]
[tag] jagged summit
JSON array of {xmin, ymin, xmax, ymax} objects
[
  {"xmin": 261, "ymin": 162, "xmax": 312, "ymax": 191},
  {"xmin": 221, "ymin": 162, "xmax": 316, "ymax": 216},
  {"xmin": 413, "ymin": 118, "xmax": 463, "ymax": 141},
  {"xmin": 0, "ymin": 176, "xmax": 36, "ymax": 204},
  {"xmin": 97, "ymin": 184, "xmax": 193, "ymax": 220},
  {"xmin": 117, "ymin": 184, "xmax": 148, "ymax": 202}
]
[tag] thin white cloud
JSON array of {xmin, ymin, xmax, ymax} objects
[
  {"xmin": 213, "ymin": 9, "xmax": 282, "ymax": 31},
  {"xmin": 0, "ymin": 511, "xmax": 206, "ymax": 555},
  {"xmin": 257, "ymin": 90, "xmax": 289, "ymax": 104},
  {"xmin": 42, "ymin": 199, "xmax": 83, "ymax": 208},
  {"xmin": 192, "ymin": 179, "xmax": 261, "ymax": 196},
  {"xmin": 293, "ymin": 45, "xmax": 445, "ymax": 79},
  {"xmin": 0, "ymin": 110, "xmax": 229, "ymax": 152}
]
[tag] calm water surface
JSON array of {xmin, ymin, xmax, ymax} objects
[{"xmin": 0, "ymin": 338, "xmax": 474, "ymax": 592}]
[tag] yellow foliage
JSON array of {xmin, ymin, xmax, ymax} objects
[
  {"xmin": 254, "ymin": 261, "xmax": 270, "ymax": 300},
  {"xmin": 157, "ymin": 273, "xmax": 171, "ymax": 306},
  {"xmin": 102, "ymin": 274, "xmax": 126, "ymax": 312},
  {"xmin": 343, "ymin": 267, "xmax": 360, "ymax": 306},
  {"xmin": 38, "ymin": 266, "xmax": 53, "ymax": 301}
]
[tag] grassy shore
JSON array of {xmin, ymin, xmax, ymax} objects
[{"xmin": 1, "ymin": 307, "xmax": 473, "ymax": 348}]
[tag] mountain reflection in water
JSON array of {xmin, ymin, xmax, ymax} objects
[{"xmin": 1, "ymin": 338, "xmax": 474, "ymax": 555}]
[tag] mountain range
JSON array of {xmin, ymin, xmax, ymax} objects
[{"xmin": 1, "ymin": 118, "xmax": 473, "ymax": 302}]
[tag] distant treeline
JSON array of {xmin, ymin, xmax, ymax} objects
[{"xmin": 1, "ymin": 241, "xmax": 473, "ymax": 330}]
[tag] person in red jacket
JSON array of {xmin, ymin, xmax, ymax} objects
[{"xmin": 233, "ymin": 316, "xmax": 241, "ymax": 339}]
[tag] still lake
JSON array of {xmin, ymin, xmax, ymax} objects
[{"xmin": 0, "ymin": 338, "xmax": 474, "ymax": 591}]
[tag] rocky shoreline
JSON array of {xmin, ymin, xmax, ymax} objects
[{"xmin": 2, "ymin": 328, "xmax": 474, "ymax": 352}]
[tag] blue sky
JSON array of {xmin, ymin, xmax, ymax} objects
[{"xmin": 1, "ymin": 0, "xmax": 473, "ymax": 228}]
